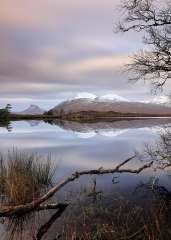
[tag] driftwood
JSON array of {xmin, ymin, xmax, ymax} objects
[{"xmin": 0, "ymin": 156, "xmax": 153, "ymax": 217}]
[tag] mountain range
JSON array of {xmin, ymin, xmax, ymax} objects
[{"xmin": 15, "ymin": 94, "xmax": 171, "ymax": 117}]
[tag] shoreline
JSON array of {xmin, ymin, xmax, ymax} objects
[{"xmin": 9, "ymin": 113, "xmax": 171, "ymax": 122}]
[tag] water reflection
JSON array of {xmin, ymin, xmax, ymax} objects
[
  {"xmin": 47, "ymin": 118, "xmax": 171, "ymax": 138},
  {"xmin": 0, "ymin": 119, "xmax": 12, "ymax": 132},
  {"xmin": 139, "ymin": 127, "xmax": 171, "ymax": 170},
  {"xmin": 0, "ymin": 150, "xmax": 153, "ymax": 240},
  {"xmin": 1, "ymin": 178, "xmax": 171, "ymax": 240},
  {"xmin": 27, "ymin": 121, "xmax": 41, "ymax": 127},
  {"xmin": 2, "ymin": 118, "xmax": 171, "ymax": 137},
  {"xmin": 135, "ymin": 177, "xmax": 171, "ymax": 206},
  {"xmin": 0, "ymin": 119, "xmax": 171, "ymax": 239}
]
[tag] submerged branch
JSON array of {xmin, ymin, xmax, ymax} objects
[
  {"xmin": 36, "ymin": 203, "xmax": 68, "ymax": 211},
  {"xmin": 35, "ymin": 204, "xmax": 68, "ymax": 240},
  {"xmin": 0, "ymin": 157, "xmax": 153, "ymax": 217}
]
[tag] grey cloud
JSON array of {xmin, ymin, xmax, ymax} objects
[{"xmin": 0, "ymin": 0, "xmax": 167, "ymax": 109}]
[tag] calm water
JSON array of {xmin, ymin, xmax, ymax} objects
[{"xmin": 0, "ymin": 118, "xmax": 171, "ymax": 239}]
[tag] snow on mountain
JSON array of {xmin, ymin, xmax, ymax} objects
[
  {"xmin": 74, "ymin": 92, "xmax": 97, "ymax": 100},
  {"xmin": 74, "ymin": 93, "xmax": 171, "ymax": 105},
  {"xmin": 19, "ymin": 105, "xmax": 45, "ymax": 115},
  {"xmin": 99, "ymin": 129, "xmax": 128, "ymax": 137},
  {"xmin": 27, "ymin": 120, "xmax": 41, "ymax": 127},
  {"xmin": 74, "ymin": 92, "xmax": 128, "ymax": 102},
  {"xmin": 74, "ymin": 129, "xmax": 128, "ymax": 139},
  {"xmin": 144, "ymin": 96, "xmax": 171, "ymax": 106},
  {"xmin": 74, "ymin": 131, "xmax": 97, "ymax": 139},
  {"xmin": 99, "ymin": 94, "xmax": 129, "ymax": 102}
]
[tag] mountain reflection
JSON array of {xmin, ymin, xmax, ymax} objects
[
  {"xmin": 46, "ymin": 118, "xmax": 171, "ymax": 138},
  {"xmin": 26, "ymin": 120, "xmax": 41, "ymax": 127},
  {"xmin": 1, "ymin": 118, "xmax": 171, "ymax": 138}
]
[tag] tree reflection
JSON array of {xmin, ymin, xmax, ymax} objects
[
  {"xmin": 0, "ymin": 119, "xmax": 12, "ymax": 132},
  {"xmin": 143, "ymin": 127, "xmax": 171, "ymax": 169}
]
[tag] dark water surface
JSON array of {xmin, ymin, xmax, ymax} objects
[{"xmin": 0, "ymin": 118, "xmax": 171, "ymax": 239}]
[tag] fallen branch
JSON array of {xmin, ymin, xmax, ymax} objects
[{"xmin": 0, "ymin": 157, "xmax": 153, "ymax": 217}]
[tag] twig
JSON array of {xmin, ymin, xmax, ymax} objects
[{"xmin": 115, "ymin": 155, "xmax": 136, "ymax": 170}]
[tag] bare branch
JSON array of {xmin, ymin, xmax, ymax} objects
[
  {"xmin": 116, "ymin": 0, "xmax": 171, "ymax": 89},
  {"xmin": 115, "ymin": 155, "xmax": 136, "ymax": 170},
  {"xmin": 117, "ymin": 0, "xmax": 171, "ymax": 32},
  {"xmin": 0, "ymin": 157, "xmax": 153, "ymax": 217}
]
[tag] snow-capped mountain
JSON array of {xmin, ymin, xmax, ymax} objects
[
  {"xmin": 48, "ymin": 97, "xmax": 171, "ymax": 116},
  {"xmin": 18, "ymin": 105, "xmax": 45, "ymax": 115}
]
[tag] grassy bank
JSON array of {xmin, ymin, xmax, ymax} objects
[
  {"xmin": 9, "ymin": 111, "xmax": 171, "ymax": 123},
  {"xmin": 10, "ymin": 113, "xmax": 60, "ymax": 120}
]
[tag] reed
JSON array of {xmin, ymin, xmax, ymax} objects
[{"xmin": 0, "ymin": 150, "xmax": 56, "ymax": 206}]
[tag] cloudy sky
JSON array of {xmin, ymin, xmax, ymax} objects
[{"xmin": 0, "ymin": 0, "xmax": 170, "ymax": 111}]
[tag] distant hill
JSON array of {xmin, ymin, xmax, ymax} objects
[
  {"xmin": 47, "ymin": 98, "xmax": 171, "ymax": 117},
  {"xmin": 18, "ymin": 105, "xmax": 45, "ymax": 115}
]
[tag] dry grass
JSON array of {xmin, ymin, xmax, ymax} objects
[{"xmin": 0, "ymin": 150, "xmax": 56, "ymax": 206}]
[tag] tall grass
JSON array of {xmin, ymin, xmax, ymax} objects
[{"xmin": 0, "ymin": 150, "xmax": 56, "ymax": 206}]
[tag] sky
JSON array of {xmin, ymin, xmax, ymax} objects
[{"xmin": 0, "ymin": 0, "xmax": 170, "ymax": 111}]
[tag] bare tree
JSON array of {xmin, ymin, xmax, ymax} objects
[{"xmin": 117, "ymin": 0, "xmax": 171, "ymax": 90}]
